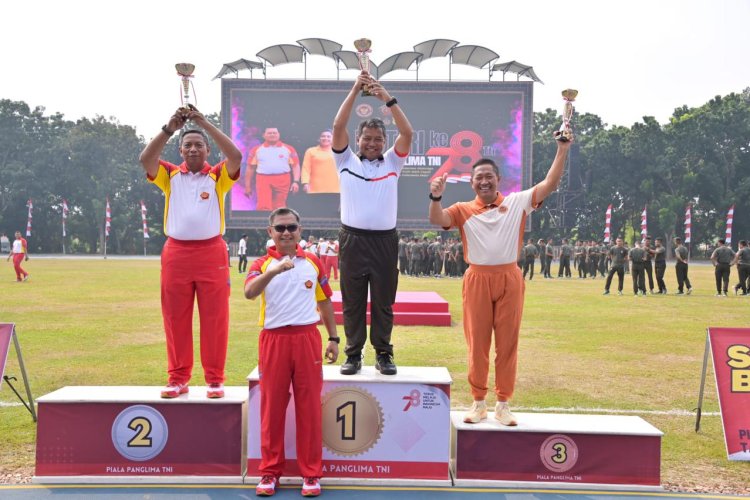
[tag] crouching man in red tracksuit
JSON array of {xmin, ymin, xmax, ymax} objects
[{"xmin": 245, "ymin": 207, "xmax": 339, "ymax": 498}]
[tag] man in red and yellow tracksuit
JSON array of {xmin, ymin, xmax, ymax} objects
[
  {"xmin": 245, "ymin": 207, "xmax": 339, "ymax": 498},
  {"xmin": 7, "ymin": 231, "xmax": 29, "ymax": 282},
  {"xmin": 139, "ymin": 105, "xmax": 242, "ymax": 399}
]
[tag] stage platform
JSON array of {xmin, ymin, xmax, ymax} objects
[
  {"xmin": 451, "ymin": 411, "xmax": 663, "ymax": 490},
  {"xmin": 331, "ymin": 291, "xmax": 451, "ymax": 326},
  {"xmin": 34, "ymin": 386, "xmax": 247, "ymax": 484}
]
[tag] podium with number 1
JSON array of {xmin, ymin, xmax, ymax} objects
[{"xmin": 247, "ymin": 365, "xmax": 452, "ymax": 483}]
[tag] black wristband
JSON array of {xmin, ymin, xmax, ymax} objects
[
  {"xmin": 161, "ymin": 125, "xmax": 174, "ymax": 137},
  {"xmin": 429, "ymin": 193, "xmax": 442, "ymax": 202},
  {"xmin": 328, "ymin": 337, "xmax": 340, "ymax": 344},
  {"xmin": 385, "ymin": 97, "xmax": 398, "ymax": 108}
]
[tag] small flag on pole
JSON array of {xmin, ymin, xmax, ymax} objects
[
  {"xmin": 603, "ymin": 204, "xmax": 612, "ymax": 243},
  {"xmin": 105, "ymin": 198, "xmax": 111, "ymax": 239},
  {"xmin": 62, "ymin": 199, "xmax": 69, "ymax": 237},
  {"xmin": 726, "ymin": 204, "xmax": 735, "ymax": 244},
  {"xmin": 140, "ymin": 200, "xmax": 150, "ymax": 239},
  {"xmin": 684, "ymin": 204, "xmax": 692, "ymax": 244},
  {"xmin": 26, "ymin": 199, "xmax": 33, "ymax": 237}
]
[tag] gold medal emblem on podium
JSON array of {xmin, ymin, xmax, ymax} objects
[{"xmin": 322, "ymin": 386, "xmax": 384, "ymax": 456}]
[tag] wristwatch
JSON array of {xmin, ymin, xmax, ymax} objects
[
  {"xmin": 328, "ymin": 337, "xmax": 340, "ymax": 344},
  {"xmin": 429, "ymin": 193, "xmax": 443, "ymax": 202}
]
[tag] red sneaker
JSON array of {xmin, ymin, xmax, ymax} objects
[
  {"xmin": 207, "ymin": 383, "xmax": 225, "ymax": 399},
  {"xmin": 160, "ymin": 382, "xmax": 188, "ymax": 399},
  {"xmin": 301, "ymin": 477, "xmax": 321, "ymax": 497},
  {"xmin": 256, "ymin": 475, "xmax": 277, "ymax": 496}
]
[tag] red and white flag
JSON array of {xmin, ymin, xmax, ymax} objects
[
  {"xmin": 25, "ymin": 199, "xmax": 33, "ymax": 237},
  {"xmin": 684, "ymin": 204, "xmax": 692, "ymax": 244},
  {"xmin": 603, "ymin": 204, "xmax": 612, "ymax": 243},
  {"xmin": 140, "ymin": 200, "xmax": 150, "ymax": 239},
  {"xmin": 105, "ymin": 198, "xmax": 111, "ymax": 239},
  {"xmin": 726, "ymin": 204, "xmax": 735, "ymax": 244},
  {"xmin": 62, "ymin": 199, "xmax": 69, "ymax": 237},
  {"xmin": 640, "ymin": 205, "xmax": 648, "ymax": 241}
]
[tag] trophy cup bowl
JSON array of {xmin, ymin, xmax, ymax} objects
[
  {"xmin": 556, "ymin": 88, "xmax": 578, "ymax": 142},
  {"xmin": 175, "ymin": 63, "xmax": 196, "ymax": 111},
  {"xmin": 354, "ymin": 38, "xmax": 373, "ymax": 97}
]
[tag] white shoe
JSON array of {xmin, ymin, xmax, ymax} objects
[
  {"xmin": 463, "ymin": 400, "xmax": 488, "ymax": 423},
  {"xmin": 494, "ymin": 402, "xmax": 518, "ymax": 426}
]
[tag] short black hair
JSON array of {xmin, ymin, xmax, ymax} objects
[
  {"xmin": 268, "ymin": 207, "xmax": 300, "ymax": 225},
  {"xmin": 718, "ymin": 238, "xmax": 726, "ymax": 245},
  {"xmin": 471, "ymin": 158, "xmax": 500, "ymax": 177},
  {"xmin": 675, "ymin": 237, "xmax": 682, "ymax": 244},
  {"xmin": 179, "ymin": 128, "xmax": 209, "ymax": 146},
  {"xmin": 356, "ymin": 119, "xmax": 386, "ymax": 139}
]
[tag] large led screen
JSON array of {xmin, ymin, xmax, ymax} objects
[{"xmin": 222, "ymin": 79, "xmax": 533, "ymax": 230}]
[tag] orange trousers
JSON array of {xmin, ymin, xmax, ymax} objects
[
  {"xmin": 462, "ymin": 263, "xmax": 525, "ymax": 401},
  {"xmin": 160, "ymin": 235, "xmax": 230, "ymax": 386},
  {"xmin": 256, "ymin": 173, "xmax": 291, "ymax": 211}
]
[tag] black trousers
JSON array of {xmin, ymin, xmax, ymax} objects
[
  {"xmin": 632, "ymin": 263, "xmax": 646, "ymax": 294},
  {"xmin": 738, "ymin": 265, "xmax": 750, "ymax": 294},
  {"xmin": 655, "ymin": 261, "xmax": 667, "ymax": 292},
  {"xmin": 644, "ymin": 260, "xmax": 654, "ymax": 291},
  {"xmin": 714, "ymin": 263, "xmax": 731, "ymax": 293},
  {"xmin": 558, "ymin": 255, "xmax": 571, "ymax": 277},
  {"xmin": 605, "ymin": 265, "xmax": 625, "ymax": 291},
  {"xmin": 339, "ymin": 225, "xmax": 399, "ymax": 357},
  {"xmin": 238, "ymin": 254, "xmax": 248, "ymax": 273},
  {"xmin": 676, "ymin": 261, "xmax": 691, "ymax": 292},
  {"xmin": 523, "ymin": 257, "xmax": 535, "ymax": 279},
  {"xmin": 399, "ymin": 255, "xmax": 408, "ymax": 275}
]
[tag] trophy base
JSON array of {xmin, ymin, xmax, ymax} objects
[
  {"xmin": 361, "ymin": 89, "xmax": 373, "ymax": 97},
  {"xmin": 555, "ymin": 131, "xmax": 573, "ymax": 142}
]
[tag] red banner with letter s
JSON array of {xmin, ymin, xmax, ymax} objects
[
  {"xmin": 0, "ymin": 323, "xmax": 14, "ymax": 389},
  {"xmin": 708, "ymin": 327, "xmax": 750, "ymax": 460}
]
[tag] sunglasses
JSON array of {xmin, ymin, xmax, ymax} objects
[{"xmin": 272, "ymin": 224, "xmax": 299, "ymax": 233}]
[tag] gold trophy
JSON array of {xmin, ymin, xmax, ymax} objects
[
  {"xmin": 175, "ymin": 63, "xmax": 196, "ymax": 110},
  {"xmin": 353, "ymin": 38, "xmax": 373, "ymax": 97},
  {"xmin": 556, "ymin": 89, "xmax": 577, "ymax": 142}
]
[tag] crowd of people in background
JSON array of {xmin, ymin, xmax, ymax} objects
[{"xmin": 229, "ymin": 232, "xmax": 750, "ymax": 297}]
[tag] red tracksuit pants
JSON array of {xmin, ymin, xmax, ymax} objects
[
  {"xmin": 12, "ymin": 254, "xmax": 28, "ymax": 281},
  {"xmin": 258, "ymin": 324, "xmax": 323, "ymax": 478},
  {"xmin": 161, "ymin": 235, "xmax": 230, "ymax": 386}
]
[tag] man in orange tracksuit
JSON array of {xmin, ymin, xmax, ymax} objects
[
  {"xmin": 428, "ymin": 137, "xmax": 570, "ymax": 426},
  {"xmin": 245, "ymin": 207, "xmax": 339, "ymax": 497},
  {"xmin": 140, "ymin": 105, "xmax": 242, "ymax": 399}
]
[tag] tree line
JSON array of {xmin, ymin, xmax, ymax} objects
[{"xmin": 1, "ymin": 89, "xmax": 748, "ymax": 254}]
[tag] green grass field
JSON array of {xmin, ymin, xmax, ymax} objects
[{"xmin": 0, "ymin": 258, "xmax": 748, "ymax": 492}]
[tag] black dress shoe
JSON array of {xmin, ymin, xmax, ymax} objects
[
  {"xmin": 375, "ymin": 352, "xmax": 397, "ymax": 375},
  {"xmin": 340, "ymin": 355, "xmax": 362, "ymax": 375}
]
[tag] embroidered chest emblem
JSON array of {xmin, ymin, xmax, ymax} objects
[
  {"xmin": 304, "ymin": 280, "xmax": 313, "ymax": 289},
  {"xmin": 498, "ymin": 205, "xmax": 509, "ymax": 214},
  {"xmin": 200, "ymin": 192, "xmax": 209, "ymax": 200}
]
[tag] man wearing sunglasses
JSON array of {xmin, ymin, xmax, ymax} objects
[
  {"xmin": 140, "ymin": 105, "xmax": 242, "ymax": 400},
  {"xmin": 332, "ymin": 72, "xmax": 414, "ymax": 376},
  {"xmin": 245, "ymin": 207, "xmax": 339, "ymax": 497}
]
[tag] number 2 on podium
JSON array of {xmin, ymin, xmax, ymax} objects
[
  {"xmin": 336, "ymin": 401, "xmax": 356, "ymax": 440},
  {"xmin": 127, "ymin": 417, "xmax": 153, "ymax": 447}
]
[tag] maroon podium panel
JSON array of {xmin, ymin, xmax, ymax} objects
[
  {"xmin": 35, "ymin": 386, "xmax": 246, "ymax": 478},
  {"xmin": 451, "ymin": 412, "xmax": 662, "ymax": 487}
]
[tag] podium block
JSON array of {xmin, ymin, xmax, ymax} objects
[
  {"xmin": 34, "ymin": 386, "xmax": 247, "ymax": 483},
  {"xmin": 330, "ymin": 291, "xmax": 451, "ymax": 326},
  {"xmin": 451, "ymin": 412, "xmax": 662, "ymax": 488},
  {"xmin": 247, "ymin": 366, "xmax": 452, "ymax": 484}
]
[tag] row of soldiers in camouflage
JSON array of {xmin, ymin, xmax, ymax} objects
[
  {"xmin": 520, "ymin": 238, "xmax": 622, "ymax": 280},
  {"xmin": 521, "ymin": 236, "xmax": 750, "ymax": 296},
  {"xmin": 398, "ymin": 235, "xmax": 466, "ymax": 277}
]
